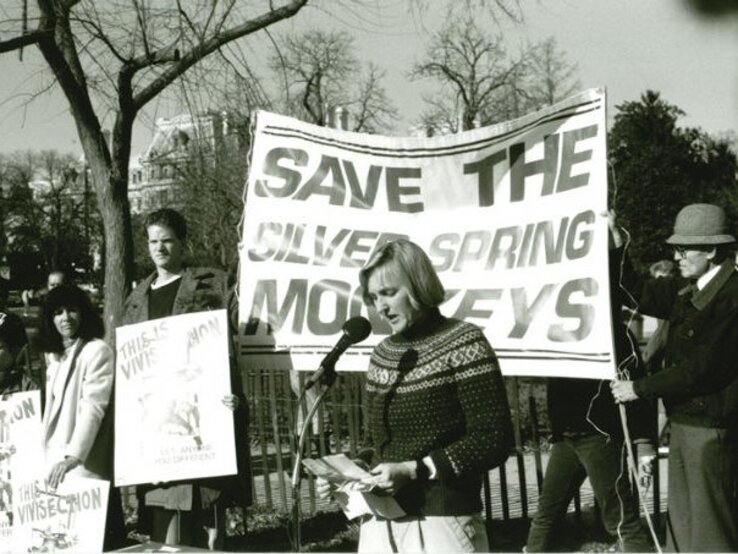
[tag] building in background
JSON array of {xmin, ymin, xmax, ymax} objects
[{"xmin": 129, "ymin": 111, "xmax": 248, "ymax": 214}]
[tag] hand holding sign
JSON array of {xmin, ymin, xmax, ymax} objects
[{"xmin": 47, "ymin": 456, "xmax": 81, "ymax": 490}]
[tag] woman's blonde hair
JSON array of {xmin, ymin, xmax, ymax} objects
[{"xmin": 359, "ymin": 239, "xmax": 445, "ymax": 308}]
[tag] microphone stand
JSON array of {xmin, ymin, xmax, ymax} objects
[{"xmin": 290, "ymin": 365, "xmax": 337, "ymax": 552}]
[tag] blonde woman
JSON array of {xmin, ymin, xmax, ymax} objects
[{"xmin": 320, "ymin": 239, "xmax": 513, "ymax": 553}]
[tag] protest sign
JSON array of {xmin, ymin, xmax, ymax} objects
[
  {"xmin": 238, "ymin": 88, "xmax": 615, "ymax": 379},
  {"xmin": 115, "ymin": 310, "xmax": 237, "ymax": 486},
  {"xmin": 0, "ymin": 391, "xmax": 43, "ymax": 553},
  {"xmin": 12, "ymin": 477, "xmax": 109, "ymax": 553}
]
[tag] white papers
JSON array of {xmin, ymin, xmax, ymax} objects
[{"xmin": 301, "ymin": 454, "xmax": 405, "ymax": 520}]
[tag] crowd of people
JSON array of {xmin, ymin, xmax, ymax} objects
[
  {"xmin": 2, "ymin": 209, "xmax": 250, "ymax": 551},
  {"xmin": 1, "ymin": 202, "xmax": 737, "ymax": 553},
  {"xmin": 313, "ymin": 203, "xmax": 737, "ymax": 553}
]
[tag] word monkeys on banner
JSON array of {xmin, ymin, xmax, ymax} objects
[{"xmin": 238, "ymin": 88, "xmax": 615, "ymax": 379}]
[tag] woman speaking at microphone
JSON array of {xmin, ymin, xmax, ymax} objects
[{"xmin": 320, "ymin": 239, "xmax": 513, "ymax": 553}]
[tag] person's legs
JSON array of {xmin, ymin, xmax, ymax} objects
[
  {"xmin": 361, "ymin": 516, "xmax": 487, "ymax": 553},
  {"xmin": 202, "ymin": 504, "xmax": 226, "ymax": 551},
  {"xmin": 676, "ymin": 424, "xmax": 738, "ymax": 552},
  {"xmin": 102, "ymin": 486, "xmax": 128, "ymax": 551},
  {"xmin": 150, "ymin": 508, "xmax": 196, "ymax": 546},
  {"xmin": 135, "ymin": 487, "xmax": 153, "ymax": 537},
  {"xmin": 577, "ymin": 435, "xmax": 652, "ymax": 553},
  {"xmin": 165, "ymin": 510, "xmax": 196, "ymax": 546},
  {"xmin": 358, "ymin": 517, "xmax": 394, "ymax": 553},
  {"xmin": 150, "ymin": 507, "xmax": 175, "ymax": 543},
  {"xmin": 526, "ymin": 439, "xmax": 586, "ymax": 552},
  {"xmin": 412, "ymin": 515, "xmax": 488, "ymax": 553},
  {"xmin": 664, "ymin": 422, "xmax": 690, "ymax": 552}
]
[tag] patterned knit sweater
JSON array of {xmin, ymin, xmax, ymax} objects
[{"xmin": 362, "ymin": 309, "xmax": 512, "ymax": 516}]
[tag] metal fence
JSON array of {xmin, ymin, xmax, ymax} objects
[
  {"xmin": 239, "ymin": 366, "xmax": 666, "ymax": 523},
  {"xmin": 245, "ymin": 370, "xmax": 576, "ymax": 516}
]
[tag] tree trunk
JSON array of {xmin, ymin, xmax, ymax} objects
[{"xmin": 76, "ymin": 124, "xmax": 133, "ymax": 344}]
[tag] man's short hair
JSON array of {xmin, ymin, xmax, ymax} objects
[
  {"xmin": 47, "ymin": 270, "xmax": 66, "ymax": 289},
  {"xmin": 711, "ymin": 244, "xmax": 733, "ymax": 265},
  {"xmin": 144, "ymin": 208, "xmax": 188, "ymax": 241}
]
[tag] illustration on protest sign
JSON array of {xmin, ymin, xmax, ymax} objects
[
  {"xmin": 115, "ymin": 310, "xmax": 237, "ymax": 486},
  {"xmin": 238, "ymin": 88, "xmax": 615, "ymax": 379}
]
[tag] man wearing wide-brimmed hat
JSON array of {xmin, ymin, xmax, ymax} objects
[{"xmin": 611, "ymin": 203, "xmax": 738, "ymax": 552}]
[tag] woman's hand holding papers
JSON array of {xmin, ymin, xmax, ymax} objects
[
  {"xmin": 316, "ymin": 477, "xmax": 335, "ymax": 500},
  {"xmin": 361, "ymin": 461, "xmax": 417, "ymax": 496}
]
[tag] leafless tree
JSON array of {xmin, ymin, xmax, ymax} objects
[
  {"xmin": 271, "ymin": 29, "xmax": 398, "ymax": 132},
  {"xmin": 0, "ymin": 0, "xmax": 309, "ymax": 337},
  {"xmin": 412, "ymin": 12, "xmax": 579, "ymax": 133},
  {"xmin": 494, "ymin": 37, "xmax": 580, "ymax": 121},
  {"xmin": 411, "ymin": 16, "xmax": 528, "ymax": 132}
]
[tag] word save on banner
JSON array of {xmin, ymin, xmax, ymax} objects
[
  {"xmin": 238, "ymin": 88, "xmax": 615, "ymax": 379},
  {"xmin": 114, "ymin": 310, "xmax": 237, "ymax": 486}
]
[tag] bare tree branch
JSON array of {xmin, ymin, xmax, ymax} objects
[
  {"xmin": 412, "ymin": 15, "xmax": 576, "ymax": 131},
  {"xmin": 132, "ymin": 0, "xmax": 153, "ymax": 60},
  {"xmin": 132, "ymin": 0, "xmax": 308, "ymax": 111},
  {"xmin": 72, "ymin": 14, "xmax": 128, "ymax": 63},
  {"xmin": 0, "ymin": 29, "xmax": 48, "ymax": 52},
  {"xmin": 270, "ymin": 29, "xmax": 396, "ymax": 132}
]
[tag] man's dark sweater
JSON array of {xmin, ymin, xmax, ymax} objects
[{"xmin": 620, "ymin": 252, "xmax": 738, "ymax": 429}]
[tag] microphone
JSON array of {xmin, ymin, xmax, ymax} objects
[{"xmin": 304, "ymin": 316, "xmax": 372, "ymax": 390}]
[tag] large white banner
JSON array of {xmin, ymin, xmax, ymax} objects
[
  {"xmin": 238, "ymin": 89, "xmax": 615, "ymax": 379},
  {"xmin": 115, "ymin": 310, "xmax": 237, "ymax": 486}
]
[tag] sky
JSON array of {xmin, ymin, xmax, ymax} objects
[{"xmin": 0, "ymin": 0, "xmax": 736, "ymax": 160}]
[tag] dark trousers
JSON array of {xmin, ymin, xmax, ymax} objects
[
  {"xmin": 526, "ymin": 433, "xmax": 652, "ymax": 552},
  {"xmin": 103, "ymin": 486, "xmax": 128, "ymax": 551},
  {"xmin": 665, "ymin": 422, "xmax": 738, "ymax": 552}
]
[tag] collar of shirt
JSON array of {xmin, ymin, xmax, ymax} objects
[{"xmin": 696, "ymin": 263, "xmax": 722, "ymax": 291}]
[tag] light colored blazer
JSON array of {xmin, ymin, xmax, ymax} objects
[{"xmin": 43, "ymin": 338, "xmax": 114, "ymax": 479}]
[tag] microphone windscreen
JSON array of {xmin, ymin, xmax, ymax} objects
[{"xmin": 342, "ymin": 316, "xmax": 372, "ymax": 344}]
